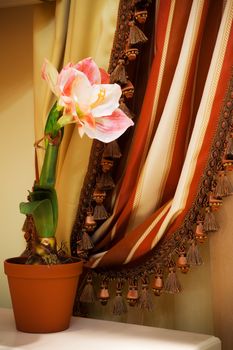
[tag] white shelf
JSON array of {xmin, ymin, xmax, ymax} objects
[{"xmin": 0, "ymin": 308, "xmax": 221, "ymax": 350}]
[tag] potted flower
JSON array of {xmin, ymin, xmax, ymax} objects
[{"xmin": 4, "ymin": 57, "xmax": 133, "ymax": 333}]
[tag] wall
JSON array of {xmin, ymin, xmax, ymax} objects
[{"xmin": 0, "ymin": 5, "xmax": 34, "ymax": 308}]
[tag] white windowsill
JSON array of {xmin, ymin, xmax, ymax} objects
[{"xmin": 0, "ymin": 308, "xmax": 221, "ymax": 350}]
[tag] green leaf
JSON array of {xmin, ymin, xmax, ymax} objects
[
  {"xmin": 30, "ymin": 185, "xmax": 58, "ymax": 232},
  {"xmin": 20, "ymin": 199, "xmax": 54, "ymax": 237}
]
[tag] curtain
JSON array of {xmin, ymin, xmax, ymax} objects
[
  {"xmin": 33, "ymin": 0, "xmax": 120, "ymax": 248},
  {"xmin": 73, "ymin": 0, "xmax": 233, "ymax": 308}
]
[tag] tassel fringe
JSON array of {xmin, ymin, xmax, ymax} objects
[
  {"xmin": 203, "ymin": 209, "xmax": 219, "ymax": 232},
  {"xmin": 128, "ymin": 21, "xmax": 148, "ymax": 44},
  {"xmin": 214, "ymin": 171, "xmax": 233, "ymax": 197},
  {"xmin": 187, "ymin": 242, "xmax": 203, "ymax": 266},
  {"xmin": 110, "ymin": 59, "xmax": 127, "ymax": 84},
  {"xmin": 164, "ymin": 269, "xmax": 181, "ymax": 294},
  {"xmin": 82, "ymin": 231, "xmax": 94, "ymax": 250},
  {"xmin": 103, "ymin": 140, "xmax": 122, "ymax": 158},
  {"xmin": 93, "ymin": 204, "xmax": 108, "ymax": 220}
]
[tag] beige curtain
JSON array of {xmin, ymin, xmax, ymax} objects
[{"xmin": 33, "ymin": 0, "xmax": 119, "ymax": 248}]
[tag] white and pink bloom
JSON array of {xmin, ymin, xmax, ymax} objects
[{"xmin": 42, "ymin": 57, "xmax": 133, "ymax": 143}]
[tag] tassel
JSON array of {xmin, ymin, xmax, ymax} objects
[
  {"xmin": 213, "ymin": 170, "xmax": 233, "ymax": 197},
  {"xmin": 164, "ymin": 268, "xmax": 181, "ymax": 294},
  {"xmin": 128, "ymin": 21, "xmax": 148, "ymax": 44},
  {"xmin": 96, "ymin": 173, "xmax": 115, "ymax": 190},
  {"xmin": 113, "ymin": 281, "xmax": 127, "ymax": 315},
  {"xmin": 226, "ymin": 133, "xmax": 233, "ymax": 159},
  {"xmin": 119, "ymin": 99, "xmax": 135, "ymax": 119},
  {"xmin": 195, "ymin": 221, "xmax": 207, "ymax": 243},
  {"xmin": 80, "ymin": 274, "xmax": 96, "ymax": 303},
  {"xmin": 187, "ymin": 241, "xmax": 203, "ymax": 266},
  {"xmin": 82, "ymin": 230, "xmax": 94, "ymax": 250},
  {"xmin": 139, "ymin": 274, "xmax": 153, "ymax": 310},
  {"xmin": 110, "ymin": 59, "xmax": 127, "ymax": 84},
  {"xmin": 139, "ymin": 285, "xmax": 153, "ymax": 311},
  {"xmin": 93, "ymin": 204, "xmax": 108, "ymax": 220},
  {"xmin": 203, "ymin": 208, "xmax": 219, "ymax": 232},
  {"xmin": 103, "ymin": 140, "xmax": 122, "ymax": 158}
]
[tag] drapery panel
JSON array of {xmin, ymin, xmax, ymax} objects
[
  {"xmin": 72, "ymin": 0, "xmax": 233, "ymax": 283},
  {"xmin": 33, "ymin": 0, "xmax": 119, "ymax": 248}
]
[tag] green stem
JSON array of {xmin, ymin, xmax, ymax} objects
[{"xmin": 39, "ymin": 142, "xmax": 59, "ymax": 187}]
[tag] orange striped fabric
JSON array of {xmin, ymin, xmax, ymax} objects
[{"xmin": 89, "ymin": 0, "xmax": 233, "ymax": 270}]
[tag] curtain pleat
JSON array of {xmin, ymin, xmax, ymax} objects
[{"xmin": 33, "ymin": 0, "xmax": 119, "ymax": 248}]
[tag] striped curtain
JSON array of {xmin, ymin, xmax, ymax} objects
[{"xmin": 73, "ymin": 0, "xmax": 233, "ymax": 300}]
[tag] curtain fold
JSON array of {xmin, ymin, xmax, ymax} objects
[
  {"xmin": 33, "ymin": 0, "xmax": 119, "ymax": 248},
  {"xmin": 81, "ymin": 0, "xmax": 233, "ymax": 271}
]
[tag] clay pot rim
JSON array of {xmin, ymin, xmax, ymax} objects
[{"xmin": 4, "ymin": 256, "xmax": 83, "ymax": 279}]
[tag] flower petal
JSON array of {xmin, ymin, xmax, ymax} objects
[
  {"xmin": 75, "ymin": 57, "xmax": 101, "ymax": 85},
  {"xmin": 41, "ymin": 59, "xmax": 59, "ymax": 96},
  {"xmin": 82, "ymin": 108, "xmax": 134, "ymax": 143},
  {"xmin": 57, "ymin": 67, "xmax": 79, "ymax": 96},
  {"xmin": 71, "ymin": 70, "xmax": 93, "ymax": 110},
  {"xmin": 90, "ymin": 83, "xmax": 122, "ymax": 118},
  {"xmin": 99, "ymin": 68, "xmax": 110, "ymax": 84}
]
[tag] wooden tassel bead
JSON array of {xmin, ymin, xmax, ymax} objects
[
  {"xmin": 222, "ymin": 159, "xmax": 233, "ymax": 171},
  {"xmin": 101, "ymin": 158, "xmax": 114, "ymax": 172},
  {"xmin": 122, "ymin": 80, "xmax": 134, "ymax": 99},
  {"xmin": 177, "ymin": 254, "xmax": 189, "ymax": 274},
  {"xmin": 128, "ymin": 20, "xmax": 148, "ymax": 44},
  {"xmin": 124, "ymin": 47, "xmax": 139, "ymax": 61},
  {"xmin": 134, "ymin": 9, "xmax": 148, "ymax": 23},
  {"xmin": 127, "ymin": 286, "xmax": 139, "ymax": 306},
  {"xmin": 152, "ymin": 275, "xmax": 163, "ymax": 296},
  {"xmin": 84, "ymin": 211, "xmax": 96, "ymax": 232},
  {"xmin": 209, "ymin": 192, "xmax": 223, "ymax": 211},
  {"xmin": 99, "ymin": 285, "xmax": 110, "ymax": 305},
  {"xmin": 92, "ymin": 188, "xmax": 106, "ymax": 204},
  {"xmin": 195, "ymin": 221, "xmax": 207, "ymax": 243}
]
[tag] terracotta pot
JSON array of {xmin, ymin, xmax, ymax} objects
[{"xmin": 4, "ymin": 257, "xmax": 83, "ymax": 333}]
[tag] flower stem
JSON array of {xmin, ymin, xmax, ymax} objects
[{"xmin": 39, "ymin": 141, "xmax": 59, "ymax": 187}]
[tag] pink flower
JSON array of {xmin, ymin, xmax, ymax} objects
[{"xmin": 42, "ymin": 58, "xmax": 133, "ymax": 142}]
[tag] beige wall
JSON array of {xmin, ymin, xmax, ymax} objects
[{"xmin": 0, "ymin": 5, "xmax": 34, "ymax": 307}]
